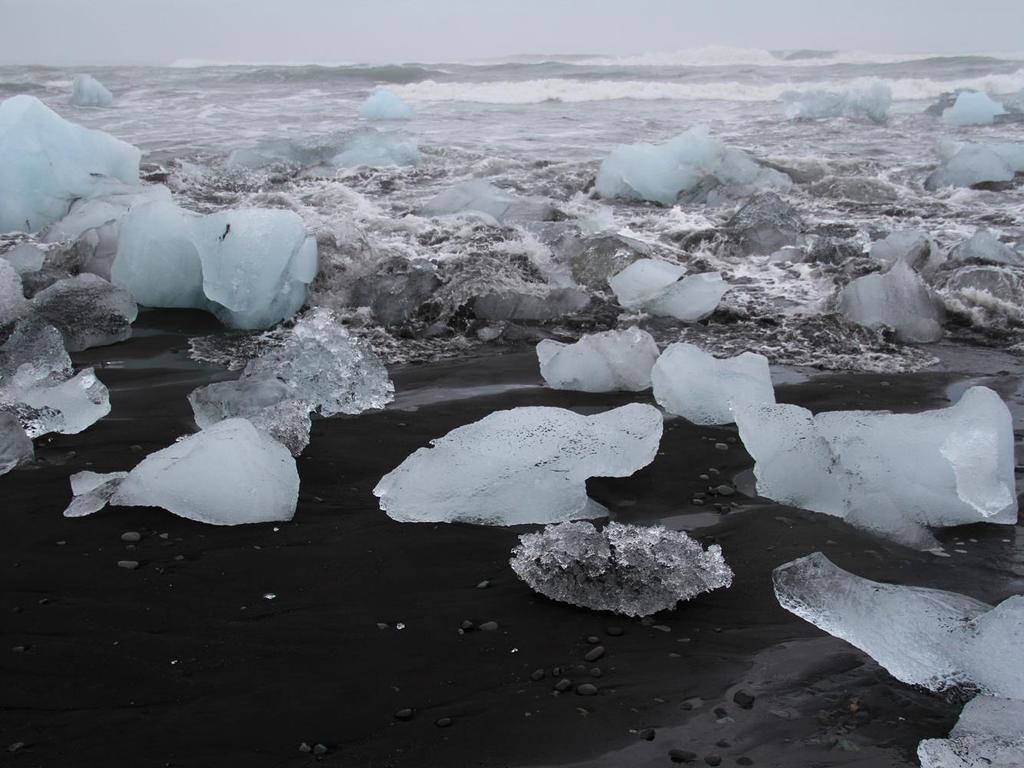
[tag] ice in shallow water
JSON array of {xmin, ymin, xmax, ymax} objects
[
  {"xmin": 510, "ymin": 521, "xmax": 733, "ymax": 617},
  {"xmin": 64, "ymin": 418, "xmax": 299, "ymax": 525},
  {"xmin": 609, "ymin": 260, "xmax": 729, "ymax": 321},
  {"xmin": 917, "ymin": 696, "xmax": 1024, "ymax": 768},
  {"xmin": 70, "ymin": 74, "xmax": 113, "ymax": 108},
  {"xmin": 839, "ymin": 260, "xmax": 945, "ymax": 343},
  {"xmin": 537, "ymin": 327, "xmax": 660, "ymax": 392},
  {"xmin": 925, "ymin": 140, "xmax": 1024, "ymax": 189},
  {"xmin": 950, "ymin": 229, "xmax": 1023, "ymax": 267},
  {"xmin": 735, "ymin": 386, "xmax": 1017, "ymax": 548},
  {"xmin": 30, "ymin": 273, "xmax": 137, "ymax": 351},
  {"xmin": 0, "ymin": 411, "xmax": 32, "ymax": 475},
  {"xmin": 651, "ymin": 343, "xmax": 775, "ymax": 425},
  {"xmin": 359, "ymin": 89, "xmax": 414, "ymax": 120},
  {"xmin": 0, "ymin": 96, "xmax": 140, "ymax": 233},
  {"xmin": 420, "ymin": 179, "xmax": 558, "ymax": 225},
  {"xmin": 942, "ymin": 91, "xmax": 1006, "ymax": 126},
  {"xmin": 374, "ymin": 403, "xmax": 663, "ymax": 525},
  {"xmin": 774, "ymin": 552, "xmax": 1024, "ymax": 698},
  {"xmin": 870, "ymin": 230, "xmax": 936, "ymax": 271},
  {"xmin": 781, "ymin": 82, "xmax": 892, "ymax": 123}
]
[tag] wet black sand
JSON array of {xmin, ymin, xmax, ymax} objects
[{"xmin": 2, "ymin": 311, "xmax": 1022, "ymax": 768}]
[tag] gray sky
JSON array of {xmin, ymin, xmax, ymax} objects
[{"xmin": 1, "ymin": 0, "xmax": 1022, "ymax": 66}]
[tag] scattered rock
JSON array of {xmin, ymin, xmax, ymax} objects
[
  {"xmin": 733, "ymin": 690, "xmax": 756, "ymax": 709},
  {"xmin": 714, "ymin": 485, "xmax": 735, "ymax": 497},
  {"xmin": 312, "ymin": 744, "xmax": 327, "ymax": 755},
  {"xmin": 704, "ymin": 756, "xmax": 722, "ymax": 767},
  {"xmin": 116, "ymin": 560, "xmax": 139, "ymax": 570},
  {"xmin": 584, "ymin": 645, "xmax": 606, "ymax": 662},
  {"xmin": 298, "ymin": 742, "xmax": 312, "ymax": 753},
  {"xmin": 606, "ymin": 626, "xmax": 624, "ymax": 636},
  {"xmin": 638, "ymin": 727, "xmax": 656, "ymax": 741},
  {"xmin": 394, "ymin": 708, "xmax": 414, "ymax": 721},
  {"xmin": 669, "ymin": 749, "xmax": 697, "ymax": 763},
  {"xmin": 714, "ymin": 443, "xmax": 728, "ymax": 451},
  {"xmin": 530, "ymin": 668, "xmax": 546, "ymax": 681},
  {"xmin": 478, "ymin": 620, "xmax": 499, "ymax": 632},
  {"xmin": 120, "ymin": 531, "xmax": 141, "ymax": 543},
  {"xmin": 576, "ymin": 683, "xmax": 599, "ymax": 696},
  {"xmin": 476, "ymin": 579, "xmax": 490, "ymax": 589},
  {"xmin": 554, "ymin": 678, "xmax": 573, "ymax": 692},
  {"xmin": 435, "ymin": 717, "xmax": 453, "ymax": 728}
]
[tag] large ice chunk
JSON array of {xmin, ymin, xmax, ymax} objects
[
  {"xmin": 652, "ymin": 343, "xmax": 775, "ymax": 425},
  {"xmin": 63, "ymin": 418, "xmax": 299, "ymax": 525},
  {"xmin": 0, "ymin": 411, "xmax": 33, "ymax": 475},
  {"xmin": 31, "ymin": 273, "xmax": 137, "ymax": 351},
  {"xmin": 839, "ymin": 260, "xmax": 945, "ymax": 343},
  {"xmin": 942, "ymin": 91, "xmax": 1006, "ymax": 126},
  {"xmin": 70, "ymin": 74, "xmax": 113, "ymax": 108},
  {"xmin": 359, "ymin": 89, "xmax": 414, "ymax": 120},
  {"xmin": 918, "ymin": 697, "xmax": 1024, "ymax": 768},
  {"xmin": 950, "ymin": 229, "xmax": 1023, "ymax": 267},
  {"xmin": 595, "ymin": 126, "xmax": 790, "ymax": 206},
  {"xmin": 780, "ymin": 83, "xmax": 892, "ymax": 123},
  {"xmin": 112, "ymin": 200, "xmax": 317, "ymax": 330},
  {"xmin": 420, "ymin": 180, "xmax": 558, "ymax": 225},
  {"xmin": 609, "ymin": 260, "xmax": 729, "ymax": 321},
  {"xmin": 189, "ymin": 308, "xmax": 393, "ymax": 454},
  {"xmin": 735, "ymin": 386, "xmax": 1017, "ymax": 548},
  {"xmin": 0, "ymin": 96, "xmax": 140, "ymax": 233},
  {"xmin": 774, "ymin": 552, "xmax": 1024, "ymax": 698},
  {"xmin": 925, "ymin": 140, "xmax": 1024, "ymax": 190},
  {"xmin": 374, "ymin": 404, "xmax": 663, "ymax": 525},
  {"xmin": 510, "ymin": 521, "xmax": 733, "ymax": 617},
  {"xmin": 537, "ymin": 328, "xmax": 659, "ymax": 392}
]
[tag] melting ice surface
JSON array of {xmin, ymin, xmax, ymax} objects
[
  {"xmin": 374, "ymin": 403, "xmax": 663, "ymax": 525},
  {"xmin": 950, "ymin": 229, "xmax": 1024, "ymax": 267},
  {"xmin": 510, "ymin": 521, "xmax": 733, "ymax": 617},
  {"xmin": 70, "ymin": 74, "xmax": 113, "ymax": 108},
  {"xmin": 774, "ymin": 553, "xmax": 1024, "ymax": 698},
  {"xmin": 609, "ymin": 260, "xmax": 729, "ymax": 321},
  {"xmin": 64, "ymin": 418, "xmax": 299, "ymax": 525},
  {"xmin": 359, "ymin": 89, "xmax": 414, "ymax": 120},
  {"xmin": 420, "ymin": 179, "xmax": 557, "ymax": 226},
  {"xmin": 735, "ymin": 386, "xmax": 1017, "ymax": 549},
  {"xmin": 536, "ymin": 327, "xmax": 659, "ymax": 392},
  {"xmin": 942, "ymin": 91, "xmax": 1006, "ymax": 126},
  {"xmin": 0, "ymin": 411, "xmax": 32, "ymax": 475},
  {"xmin": 925, "ymin": 140, "xmax": 1024, "ymax": 190},
  {"xmin": 917, "ymin": 696, "xmax": 1024, "ymax": 768},
  {"xmin": 652, "ymin": 343, "xmax": 775, "ymax": 425},
  {"xmin": 31, "ymin": 273, "xmax": 137, "ymax": 351},
  {"xmin": 839, "ymin": 260, "xmax": 945, "ymax": 343},
  {"xmin": 780, "ymin": 82, "xmax": 892, "ymax": 123}
]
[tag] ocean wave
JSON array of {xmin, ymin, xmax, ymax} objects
[
  {"xmin": 170, "ymin": 60, "xmax": 450, "ymax": 84},
  {"xmin": 390, "ymin": 70, "xmax": 1024, "ymax": 104}
]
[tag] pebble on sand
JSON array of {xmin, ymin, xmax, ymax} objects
[
  {"xmin": 121, "ymin": 531, "xmax": 141, "ymax": 543},
  {"xmin": 669, "ymin": 749, "xmax": 697, "ymax": 763},
  {"xmin": 435, "ymin": 717, "xmax": 453, "ymax": 728},
  {"xmin": 394, "ymin": 708, "xmax": 414, "ymax": 721},
  {"xmin": 583, "ymin": 645, "xmax": 606, "ymax": 662},
  {"xmin": 576, "ymin": 683, "xmax": 598, "ymax": 696},
  {"xmin": 733, "ymin": 690, "xmax": 755, "ymax": 709},
  {"xmin": 478, "ymin": 620, "xmax": 499, "ymax": 631},
  {"xmin": 117, "ymin": 560, "xmax": 139, "ymax": 570}
]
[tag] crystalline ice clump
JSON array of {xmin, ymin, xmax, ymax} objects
[
  {"xmin": 0, "ymin": 96, "xmax": 140, "ymax": 233},
  {"xmin": 595, "ymin": 126, "xmax": 790, "ymax": 206},
  {"xmin": 420, "ymin": 180, "xmax": 558, "ymax": 225},
  {"xmin": 0, "ymin": 411, "xmax": 33, "ymax": 475},
  {"xmin": 228, "ymin": 130, "xmax": 419, "ymax": 170},
  {"xmin": 950, "ymin": 229, "xmax": 1023, "ymax": 267},
  {"xmin": 871, "ymin": 230, "xmax": 937, "ymax": 271},
  {"xmin": 735, "ymin": 386, "xmax": 1017, "ymax": 548},
  {"xmin": 31, "ymin": 273, "xmax": 137, "ymax": 351},
  {"xmin": 510, "ymin": 521, "xmax": 733, "ymax": 617},
  {"xmin": 2, "ymin": 243, "xmax": 46, "ymax": 275},
  {"xmin": 112, "ymin": 199, "xmax": 317, "ymax": 330},
  {"xmin": 374, "ymin": 403, "xmax": 663, "ymax": 526},
  {"xmin": 331, "ymin": 130, "xmax": 420, "ymax": 168},
  {"xmin": 925, "ymin": 140, "xmax": 1024, "ymax": 190},
  {"xmin": 70, "ymin": 74, "xmax": 114, "ymax": 107},
  {"xmin": 942, "ymin": 91, "xmax": 1006, "ymax": 126},
  {"xmin": 918, "ymin": 696, "xmax": 1024, "ymax": 768},
  {"xmin": 774, "ymin": 552, "xmax": 1024, "ymax": 697},
  {"xmin": 839, "ymin": 260, "xmax": 945, "ymax": 343},
  {"xmin": 725, "ymin": 192, "xmax": 804, "ymax": 255},
  {"xmin": 189, "ymin": 308, "xmax": 393, "ymax": 454},
  {"xmin": 652, "ymin": 343, "xmax": 775, "ymax": 425},
  {"xmin": 537, "ymin": 327, "xmax": 660, "ymax": 392},
  {"xmin": 0, "ymin": 259, "xmax": 28, "ymax": 325},
  {"xmin": 781, "ymin": 82, "xmax": 892, "ymax": 123},
  {"xmin": 359, "ymin": 89, "xmax": 414, "ymax": 120},
  {"xmin": 63, "ymin": 418, "xmax": 299, "ymax": 525},
  {"xmin": 609, "ymin": 260, "xmax": 729, "ymax": 321}
]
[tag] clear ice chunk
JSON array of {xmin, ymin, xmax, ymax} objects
[
  {"xmin": 870, "ymin": 229, "xmax": 937, "ymax": 271},
  {"xmin": 2, "ymin": 242, "xmax": 45, "ymax": 274},
  {"xmin": 420, "ymin": 180, "xmax": 558, "ymax": 225},
  {"xmin": 724, "ymin": 192, "xmax": 804, "ymax": 255},
  {"xmin": 331, "ymin": 130, "xmax": 420, "ymax": 168},
  {"xmin": 942, "ymin": 91, "xmax": 1006, "ymax": 126},
  {"xmin": 925, "ymin": 140, "xmax": 1024, "ymax": 190},
  {"xmin": 374, "ymin": 403, "xmax": 664, "ymax": 525},
  {"xmin": 735, "ymin": 386, "xmax": 1018, "ymax": 548},
  {"xmin": 918, "ymin": 696, "xmax": 1024, "ymax": 768},
  {"xmin": 781, "ymin": 83, "xmax": 892, "ymax": 123},
  {"xmin": 31, "ymin": 273, "xmax": 137, "ymax": 351},
  {"xmin": 839, "ymin": 260, "xmax": 945, "ymax": 343},
  {"xmin": 64, "ymin": 470, "xmax": 129, "ymax": 517},
  {"xmin": 537, "ymin": 327, "xmax": 660, "ymax": 392},
  {"xmin": 0, "ymin": 258, "xmax": 28, "ymax": 325},
  {"xmin": 510, "ymin": 521, "xmax": 733, "ymax": 617},
  {"xmin": 359, "ymin": 89, "xmax": 414, "ymax": 120},
  {"xmin": 609, "ymin": 260, "xmax": 729, "ymax": 321},
  {"xmin": 774, "ymin": 552, "xmax": 1024, "ymax": 698},
  {"xmin": 652, "ymin": 343, "xmax": 776, "ymax": 425},
  {"xmin": 0, "ymin": 411, "xmax": 33, "ymax": 475},
  {"xmin": 70, "ymin": 74, "xmax": 113, "ymax": 107},
  {"xmin": 950, "ymin": 229, "xmax": 1023, "ymax": 267}
]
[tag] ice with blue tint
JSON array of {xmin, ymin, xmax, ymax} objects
[
  {"xmin": 359, "ymin": 89, "xmax": 414, "ymax": 120},
  {"xmin": 227, "ymin": 129, "xmax": 419, "ymax": 170},
  {"xmin": 926, "ymin": 140, "xmax": 1024, "ymax": 190},
  {"xmin": 421, "ymin": 180, "xmax": 557, "ymax": 225},
  {"xmin": 950, "ymin": 229, "xmax": 1024, "ymax": 267},
  {"xmin": 595, "ymin": 126, "xmax": 790, "ymax": 205},
  {"xmin": 332, "ymin": 130, "xmax": 420, "ymax": 168},
  {"xmin": 1, "ymin": 243, "xmax": 45, "ymax": 275},
  {"xmin": 918, "ymin": 696, "xmax": 1024, "ymax": 768},
  {"xmin": 942, "ymin": 91, "xmax": 1006, "ymax": 126},
  {"xmin": 112, "ymin": 199, "xmax": 318, "ymax": 330},
  {"xmin": 70, "ymin": 74, "xmax": 113, "ymax": 107},
  {"xmin": 736, "ymin": 386, "xmax": 1017, "ymax": 549},
  {"xmin": 781, "ymin": 82, "xmax": 892, "ymax": 123},
  {"xmin": 652, "ymin": 343, "xmax": 775, "ymax": 425},
  {"xmin": 609, "ymin": 259, "xmax": 729, "ymax": 321},
  {"xmin": 537, "ymin": 327, "xmax": 660, "ymax": 393},
  {"xmin": 839, "ymin": 260, "xmax": 945, "ymax": 343},
  {"xmin": 374, "ymin": 404, "xmax": 663, "ymax": 526},
  {"xmin": 0, "ymin": 96, "xmax": 140, "ymax": 233},
  {"xmin": 774, "ymin": 553, "xmax": 1024, "ymax": 698},
  {"xmin": 63, "ymin": 418, "xmax": 299, "ymax": 526}
]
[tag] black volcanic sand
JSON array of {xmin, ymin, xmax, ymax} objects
[{"xmin": 2, "ymin": 310, "xmax": 1022, "ymax": 768}]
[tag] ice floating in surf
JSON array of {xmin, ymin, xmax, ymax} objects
[
  {"xmin": 70, "ymin": 74, "xmax": 114, "ymax": 108},
  {"xmin": 942, "ymin": 91, "xmax": 1006, "ymax": 126},
  {"xmin": 950, "ymin": 229, "xmax": 1024, "ymax": 267},
  {"xmin": 839, "ymin": 260, "xmax": 945, "ymax": 343},
  {"xmin": 925, "ymin": 140, "xmax": 1024, "ymax": 190},
  {"xmin": 537, "ymin": 327, "xmax": 660, "ymax": 393},
  {"xmin": 359, "ymin": 89, "xmax": 414, "ymax": 120},
  {"xmin": 420, "ymin": 180, "xmax": 558, "ymax": 225},
  {"xmin": 609, "ymin": 260, "xmax": 729, "ymax": 321},
  {"xmin": 781, "ymin": 82, "xmax": 892, "ymax": 123}
]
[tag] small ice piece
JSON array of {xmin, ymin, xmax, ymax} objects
[
  {"xmin": 0, "ymin": 258, "xmax": 28, "ymax": 325},
  {"xmin": 510, "ymin": 521, "xmax": 733, "ymax": 617},
  {"xmin": 2, "ymin": 243, "xmax": 46, "ymax": 274},
  {"xmin": 472, "ymin": 287, "xmax": 589, "ymax": 322},
  {"xmin": 374, "ymin": 403, "xmax": 663, "ymax": 525},
  {"xmin": 773, "ymin": 552, "xmax": 1024, "ymax": 698},
  {"xmin": 64, "ymin": 418, "xmax": 299, "ymax": 525},
  {"xmin": 188, "ymin": 308, "xmax": 393, "ymax": 454},
  {"xmin": 950, "ymin": 229, "xmax": 1024, "ymax": 267},
  {"xmin": 0, "ymin": 411, "xmax": 33, "ymax": 475},
  {"xmin": 0, "ymin": 96, "xmax": 140, "ymax": 233},
  {"xmin": 70, "ymin": 74, "xmax": 114, "ymax": 107},
  {"xmin": 350, "ymin": 258, "xmax": 440, "ymax": 327},
  {"xmin": 537, "ymin": 328, "xmax": 660, "ymax": 392},
  {"xmin": 420, "ymin": 180, "xmax": 558, "ymax": 225},
  {"xmin": 942, "ymin": 91, "xmax": 1006, "ymax": 126},
  {"xmin": 918, "ymin": 696, "xmax": 1024, "ymax": 768},
  {"xmin": 724, "ymin": 192, "xmax": 804, "ymax": 255},
  {"xmin": 781, "ymin": 82, "xmax": 892, "ymax": 123},
  {"xmin": 64, "ymin": 470, "xmax": 128, "ymax": 517},
  {"xmin": 609, "ymin": 260, "xmax": 729, "ymax": 321},
  {"xmin": 735, "ymin": 386, "xmax": 1017, "ymax": 549},
  {"xmin": 331, "ymin": 130, "xmax": 419, "ymax": 168},
  {"xmin": 607, "ymin": 259, "xmax": 684, "ymax": 307},
  {"xmin": 839, "ymin": 260, "xmax": 945, "ymax": 343},
  {"xmin": 925, "ymin": 140, "xmax": 1024, "ymax": 190},
  {"xmin": 651, "ymin": 343, "xmax": 775, "ymax": 425},
  {"xmin": 595, "ymin": 126, "xmax": 790, "ymax": 206},
  {"xmin": 870, "ymin": 229, "xmax": 937, "ymax": 271},
  {"xmin": 359, "ymin": 89, "xmax": 414, "ymax": 120},
  {"xmin": 31, "ymin": 273, "xmax": 137, "ymax": 351},
  {"xmin": 558, "ymin": 232, "xmax": 649, "ymax": 290}
]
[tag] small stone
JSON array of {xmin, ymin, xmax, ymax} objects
[
  {"xmin": 576, "ymin": 683, "xmax": 598, "ymax": 696},
  {"xmin": 652, "ymin": 624, "xmax": 671, "ymax": 633},
  {"xmin": 704, "ymin": 756, "xmax": 722, "ymax": 767},
  {"xmin": 669, "ymin": 749, "xmax": 697, "ymax": 763},
  {"xmin": 733, "ymin": 690, "xmax": 755, "ymax": 709},
  {"xmin": 714, "ymin": 485, "xmax": 735, "ymax": 497},
  {"xmin": 173, "ymin": 555, "xmax": 184, "ymax": 561},
  {"xmin": 56, "ymin": 540, "xmax": 66, "ymax": 546},
  {"xmin": 590, "ymin": 667, "xmax": 602, "ymax": 677},
  {"xmin": 714, "ymin": 443, "xmax": 728, "ymax": 451},
  {"xmin": 715, "ymin": 739, "xmax": 730, "ymax": 748},
  {"xmin": 606, "ymin": 626, "xmax": 624, "ymax": 636},
  {"xmin": 121, "ymin": 531, "xmax": 141, "ymax": 543},
  {"xmin": 638, "ymin": 727, "xmax": 656, "ymax": 741},
  {"xmin": 476, "ymin": 580, "xmax": 490, "ymax": 589},
  {"xmin": 586, "ymin": 635, "xmax": 601, "ymax": 644},
  {"xmin": 159, "ymin": 532, "xmax": 169, "ymax": 539},
  {"xmin": 479, "ymin": 620, "xmax": 499, "ymax": 632},
  {"xmin": 460, "ymin": 619, "xmax": 475, "ymax": 631},
  {"xmin": 708, "ymin": 468, "xmax": 720, "ymax": 476},
  {"xmin": 699, "ymin": 474, "xmax": 710, "ymax": 480},
  {"xmin": 435, "ymin": 717, "xmax": 453, "ymax": 728},
  {"xmin": 713, "ymin": 707, "xmax": 728, "ymax": 718},
  {"xmin": 737, "ymin": 759, "xmax": 754, "ymax": 766},
  {"xmin": 298, "ymin": 742, "xmax": 311, "ymax": 753},
  {"xmin": 583, "ymin": 645, "xmax": 605, "ymax": 662},
  {"xmin": 394, "ymin": 708, "xmax": 414, "ymax": 721},
  {"xmin": 312, "ymin": 744, "xmax": 327, "ymax": 755},
  {"xmin": 692, "ymin": 499, "xmax": 705, "ymax": 506},
  {"xmin": 530, "ymin": 668, "xmax": 546, "ymax": 681},
  {"xmin": 554, "ymin": 678, "xmax": 573, "ymax": 692},
  {"xmin": 11, "ymin": 645, "xmax": 26, "ymax": 653},
  {"xmin": 726, "ymin": 436, "xmax": 737, "ymax": 444},
  {"xmin": 117, "ymin": 560, "xmax": 139, "ymax": 570}
]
